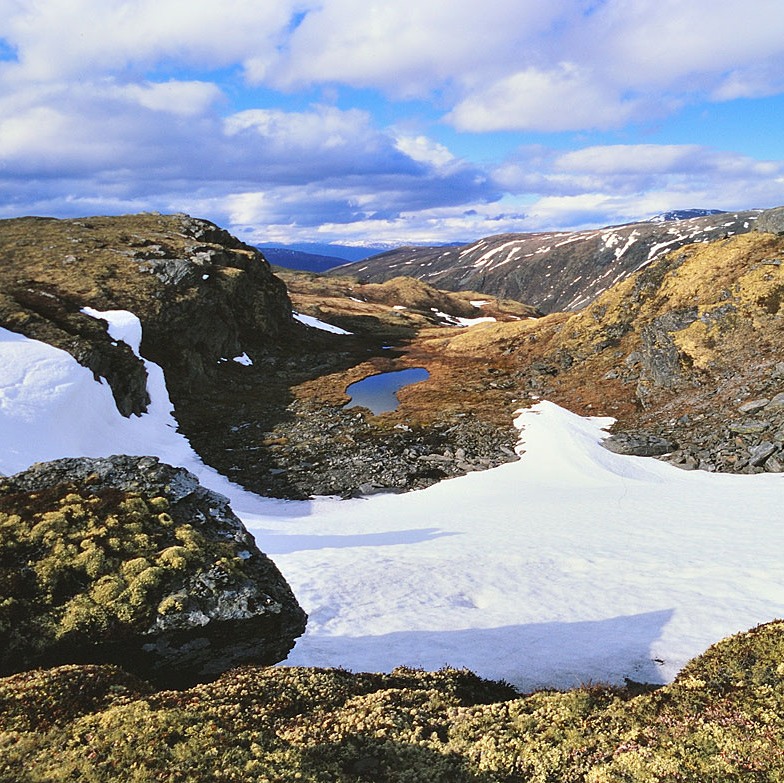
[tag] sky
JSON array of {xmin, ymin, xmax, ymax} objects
[{"xmin": 1, "ymin": 0, "xmax": 784, "ymax": 246}]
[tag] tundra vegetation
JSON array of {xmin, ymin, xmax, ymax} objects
[{"xmin": 0, "ymin": 621, "xmax": 783, "ymax": 781}]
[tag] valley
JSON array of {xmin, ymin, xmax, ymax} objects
[{"xmin": 2, "ymin": 209, "xmax": 784, "ymax": 781}]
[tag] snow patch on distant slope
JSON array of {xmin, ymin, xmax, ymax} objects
[
  {"xmin": 294, "ymin": 312, "xmax": 352, "ymax": 335},
  {"xmin": 614, "ymin": 230, "xmax": 639, "ymax": 259}
]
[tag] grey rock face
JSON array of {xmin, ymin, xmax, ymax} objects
[
  {"xmin": 0, "ymin": 455, "xmax": 306, "ymax": 686},
  {"xmin": 130, "ymin": 217, "xmax": 295, "ymax": 394},
  {"xmin": 657, "ymin": 399, "xmax": 784, "ymax": 475},
  {"xmin": 755, "ymin": 206, "xmax": 784, "ymax": 234},
  {"xmin": 635, "ymin": 308, "xmax": 698, "ymax": 404},
  {"xmin": 224, "ymin": 398, "xmax": 520, "ymax": 499}
]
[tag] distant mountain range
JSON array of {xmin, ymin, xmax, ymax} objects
[
  {"xmin": 258, "ymin": 242, "xmax": 392, "ymax": 273},
  {"xmin": 330, "ymin": 210, "xmax": 762, "ymax": 312},
  {"xmin": 647, "ymin": 209, "xmax": 725, "ymax": 222}
]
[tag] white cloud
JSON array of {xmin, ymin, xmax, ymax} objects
[
  {"xmin": 0, "ymin": 0, "xmax": 783, "ymax": 245},
  {"xmin": 448, "ymin": 63, "xmax": 644, "ymax": 133},
  {"xmin": 393, "ymin": 135, "xmax": 458, "ymax": 172},
  {"xmin": 263, "ymin": 0, "xmax": 784, "ymax": 129},
  {"xmin": 2, "ymin": 0, "xmax": 784, "ymax": 135},
  {"xmin": 495, "ymin": 144, "xmax": 784, "ymax": 196},
  {"xmin": 218, "ymin": 195, "xmax": 535, "ymax": 246},
  {"xmin": 0, "ymin": 76, "xmax": 502, "ymax": 241},
  {"xmin": 267, "ymin": 0, "xmax": 573, "ymax": 97},
  {"xmin": 121, "ymin": 80, "xmax": 222, "ymax": 117},
  {"xmin": 711, "ymin": 63, "xmax": 784, "ymax": 101},
  {"xmin": 223, "ymin": 105, "xmax": 399, "ymax": 168},
  {"xmin": 595, "ymin": 0, "xmax": 784, "ymax": 91},
  {"xmin": 554, "ymin": 145, "xmax": 701, "ymax": 174},
  {"xmin": 1, "ymin": 0, "xmax": 300, "ymax": 81},
  {"xmin": 490, "ymin": 143, "xmax": 784, "ymax": 231}
]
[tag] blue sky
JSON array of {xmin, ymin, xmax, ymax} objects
[{"xmin": 1, "ymin": 0, "xmax": 784, "ymax": 246}]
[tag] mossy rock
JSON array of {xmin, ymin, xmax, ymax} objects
[{"xmin": 0, "ymin": 455, "xmax": 306, "ymax": 686}]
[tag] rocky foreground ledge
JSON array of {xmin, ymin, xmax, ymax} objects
[{"xmin": 0, "ymin": 455, "xmax": 306, "ymax": 687}]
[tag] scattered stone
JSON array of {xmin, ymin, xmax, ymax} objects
[
  {"xmin": 749, "ymin": 442, "xmax": 778, "ymax": 467},
  {"xmin": 764, "ymin": 392, "xmax": 784, "ymax": 411},
  {"xmin": 603, "ymin": 431, "xmax": 676, "ymax": 457},
  {"xmin": 679, "ymin": 455, "xmax": 699, "ymax": 470},
  {"xmin": 729, "ymin": 420, "xmax": 771, "ymax": 435},
  {"xmin": 738, "ymin": 398, "xmax": 771, "ymax": 414},
  {"xmin": 765, "ymin": 454, "xmax": 784, "ymax": 472}
]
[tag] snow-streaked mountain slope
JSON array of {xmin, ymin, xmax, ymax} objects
[
  {"xmin": 2, "ymin": 317, "xmax": 783, "ymax": 692},
  {"xmin": 334, "ymin": 211, "xmax": 761, "ymax": 312}
]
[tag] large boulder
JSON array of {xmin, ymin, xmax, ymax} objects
[
  {"xmin": 755, "ymin": 205, "xmax": 784, "ymax": 234},
  {"xmin": 0, "ymin": 455, "xmax": 306, "ymax": 687}
]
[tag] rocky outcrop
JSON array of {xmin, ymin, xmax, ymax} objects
[
  {"xmin": 0, "ymin": 213, "xmax": 295, "ymax": 417},
  {"xmin": 755, "ymin": 206, "xmax": 784, "ymax": 234},
  {"xmin": 333, "ymin": 210, "xmax": 763, "ymax": 312},
  {"xmin": 0, "ymin": 212, "xmax": 529, "ymax": 500},
  {"xmin": 219, "ymin": 398, "xmax": 519, "ymax": 499},
  {"xmin": 635, "ymin": 307, "xmax": 699, "ymax": 404},
  {"xmin": 602, "ymin": 431, "xmax": 677, "ymax": 457},
  {"xmin": 133, "ymin": 215, "xmax": 295, "ymax": 393},
  {"xmin": 0, "ymin": 455, "xmax": 306, "ymax": 686},
  {"xmin": 421, "ymin": 228, "xmax": 784, "ymax": 476},
  {"xmin": 659, "ymin": 391, "xmax": 784, "ymax": 473}
]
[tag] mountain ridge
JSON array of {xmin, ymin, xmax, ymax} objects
[{"xmin": 333, "ymin": 210, "xmax": 762, "ymax": 312}]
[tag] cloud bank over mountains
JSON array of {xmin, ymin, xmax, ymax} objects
[{"xmin": 1, "ymin": 0, "xmax": 784, "ymax": 243}]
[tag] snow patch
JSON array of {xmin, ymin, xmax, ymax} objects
[
  {"xmin": 614, "ymin": 230, "xmax": 639, "ymax": 259},
  {"xmin": 432, "ymin": 309, "xmax": 497, "ymax": 327},
  {"xmin": 294, "ymin": 312, "xmax": 352, "ymax": 335}
]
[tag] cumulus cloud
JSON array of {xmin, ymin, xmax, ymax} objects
[
  {"xmin": 120, "ymin": 80, "xmax": 223, "ymax": 117},
  {"xmin": 0, "ymin": 0, "xmax": 299, "ymax": 81},
  {"xmin": 216, "ymin": 194, "xmax": 535, "ymax": 246},
  {"xmin": 222, "ymin": 106, "xmax": 422, "ymax": 181},
  {"xmin": 594, "ymin": 0, "xmax": 784, "ymax": 91},
  {"xmin": 1, "ymin": 0, "xmax": 783, "ymax": 243},
  {"xmin": 0, "ymin": 75, "xmax": 500, "ymax": 240},
  {"xmin": 265, "ymin": 0, "xmax": 574, "ymax": 97},
  {"xmin": 3, "ymin": 1, "xmax": 784, "ymax": 129},
  {"xmin": 492, "ymin": 143, "xmax": 784, "ymax": 230},
  {"xmin": 445, "ymin": 1, "xmax": 784, "ymax": 132},
  {"xmin": 447, "ymin": 63, "xmax": 644, "ymax": 133}
]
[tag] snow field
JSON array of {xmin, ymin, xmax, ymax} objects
[{"xmin": 2, "ymin": 316, "xmax": 783, "ymax": 692}]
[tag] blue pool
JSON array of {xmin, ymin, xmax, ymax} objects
[{"xmin": 344, "ymin": 367, "xmax": 430, "ymax": 414}]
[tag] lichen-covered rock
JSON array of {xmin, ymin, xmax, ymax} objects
[{"xmin": 0, "ymin": 455, "xmax": 306, "ymax": 686}]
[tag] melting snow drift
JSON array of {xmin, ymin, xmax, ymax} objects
[{"xmin": 2, "ymin": 318, "xmax": 784, "ymax": 692}]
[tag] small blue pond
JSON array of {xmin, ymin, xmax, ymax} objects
[{"xmin": 344, "ymin": 367, "xmax": 430, "ymax": 415}]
